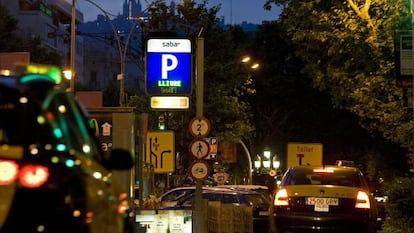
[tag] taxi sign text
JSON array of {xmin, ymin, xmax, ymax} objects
[{"xmin": 287, "ymin": 142, "xmax": 323, "ymax": 168}]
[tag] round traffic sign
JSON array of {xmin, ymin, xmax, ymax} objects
[
  {"xmin": 189, "ymin": 160, "xmax": 209, "ymax": 180},
  {"xmin": 189, "ymin": 138, "xmax": 210, "ymax": 159},
  {"xmin": 189, "ymin": 116, "xmax": 211, "ymax": 137},
  {"xmin": 268, "ymin": 169, "xmax": 277, "ymax": 177}
]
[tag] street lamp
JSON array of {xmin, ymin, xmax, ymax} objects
[
  {"xmin": 263, "ymin": 149, "xmax": 271, "ymax": 169},
  {"xmin": 62, "ymin": 69, "xmax": 72, "ymax": 87},
  {"xmin": 254, "ymin": 154, "xmax": 261, "ymax": 169},
  {"xmin": 254, "ymin": 148, "xmax": 280, "ymax": 174},
  {"xmin": 273, "ymin": 160, "xmax": 280, "ymax": 170},
  {"xmin": 83, "ymin": 0, "xmax": 142, "ymax": 107},
  {"xmin": 76, "ymin": 0, "xmax": 150, "ymax": 106},
  {"xmin": 253, "ymin": 148, "xmax": 280, "ymax": 188},
  {"xmin": 241, "ymin": 56, "xmax": 260, "ymax": 70}
]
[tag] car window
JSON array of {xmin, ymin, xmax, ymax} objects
[
  {"xmin": 203, "ymin": 193, "xmax": 223, "ymax": 202},
  {"xmin": 0, "ymin": 85, "xmax": 59, "ymax": 147},
  {"xmin": 163, "ymin": 190, "xmax": 194, "ymax": 202},
  {"xmin": 243, "ymin": 194, "xmax": 269, "ymax": 206},
  {"xmin": 222, "ymin": 194, "xmax": 238, "ymax": 204},
  {"xmin": 178, "ymin": 192, "xmax": 270, "ymax": 207},
  {"xmin": 42, "ymin": 91, "xmax": 102, "ymax": 160},
  {"xmin": 284, "ymin": 168, "xmax": 362, "ymax": 187},
  {"xmin": 310, "ymin": 172, "xmax": 359, "ymax": 187}
]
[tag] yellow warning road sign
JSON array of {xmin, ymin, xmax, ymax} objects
[{"xmin": 145, "ymin": 131, "xmax": 175, "ymax": 173}]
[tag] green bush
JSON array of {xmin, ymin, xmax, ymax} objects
[{"xmin": 382, "ymin": 177, "xmax": 414, "ymax": 233}]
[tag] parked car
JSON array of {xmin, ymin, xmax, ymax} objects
[
  {"xmin": 272, "ymin": 164, "xmax": 377, "ymax": 233},
  {"xmin": 172, "ymin": 189, "xmax": 271, "ymax": 233},
  {"xmin": 374, "ymin": 193, "xmax": 388, "ymax": 229},
  {"xmin": 158, "ymin": 185, "xmax": 234, "ymax": 208},
  {"xmin": 216, "ymin": 184, "xmax": 271, "ymax": 201},
  {"xmin": 158, "ymin": 186, "xmax": 197, "ymax": 207},
  {"xmin": 0, "ymin": 65, "xmax": 133, "ymax": 233}
]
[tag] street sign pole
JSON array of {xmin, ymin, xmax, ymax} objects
[
  {"xmin": 193, "ymin": 28, "xmax": 207, "ymax": 233},
  {"xmin": 411, "ymin": 10, "xmax": 414, "ymax": 167}
]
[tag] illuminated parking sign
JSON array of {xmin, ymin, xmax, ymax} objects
[{"xmin": 146, "ymin": 38, "xmax": 192, "ymax": 95}]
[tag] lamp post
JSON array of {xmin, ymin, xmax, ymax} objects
[
  {"xmin": 69, "ymin": 0, "xmax": 76, "ymax": 93},
  {"xmin": 239, "ymin": 139, "xmax": 252, "ymax": 185},
  {"xmin": 81, "ymin": 0, "xmax": 152, "ymax": 106},
  {"xmin": 254, "ymin": 148, "xmax": 280, "ymax": 175},
  {"xmin": 253, "ymin": 148, "xmax": 280, "ymax": 190},
  {"xmin": 83, "ymin": 0, "xmax": 123, "ymax": 106},
  {"xmin": 83, "ymin": 0, "xmax": 141, "ymax": 107},
  {"xmin": 221, "ymin": 56, "xmax": 259, "ymax": 185}
]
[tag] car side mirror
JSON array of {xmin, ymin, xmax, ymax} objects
[{"xmin": 105, "ymin": 148, "xmax": 133, "ymax": 170}]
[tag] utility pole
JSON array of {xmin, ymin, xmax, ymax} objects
[
  {"xmin": 69, "ymin": 0, "xmax": 76, "ymax": 93},
  {"xmin": 193, "ymin": 28, "xmax": 207, "ymax": 233},
  {"xmin": 411, "ymin": 2, "xmax": 414, "ymax": 172}
]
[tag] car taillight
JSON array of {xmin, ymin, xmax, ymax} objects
[
  {"xmin": 0, "ymin": 160, "xmax": 19, "ymax": 185},
  {"xmin": 355, "ymin": 191, "xmax": 371, "ymax": 209},
  {"xmin": 118, "ymin": 200, "xmax": 129, "ymax": 215},
  {"xmin": 274, "ymin": 188, "xmax": 289, "ymax": 206},
  {"xmin": 19, "ymin": 165, "xmax": 49, "ymax": 188},
  {"xmin": 0, "ymin": 160, "xmax": 49, "ymax": 188}
]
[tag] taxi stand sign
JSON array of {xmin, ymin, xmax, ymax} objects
[
  {"xmin": 145, "ymin": 38, "xmax": 192, "ymax": 96},
  {"xmin": 287, "ymin": 142, "xmax": 323, "ymax": 168}
]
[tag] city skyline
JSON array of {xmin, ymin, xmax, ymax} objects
[{"xmin": 75, "ymin": 0, "xmax": 280, "ymax": 24}]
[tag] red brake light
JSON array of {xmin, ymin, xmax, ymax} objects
[
  {"xmin": 274, "ymin": 188, "xmax": 289, "ymax": 206},
  {"xmin": 0, "ymin": 160, "xmax": 19, "ymax": 185},
  {"xmin": 18, "ymin": 165, "xmax": 49, "ymax": 188},
  {"xmin": 118, "ymin": 200, "xmax": 129, "ymax": 215},
  {"xmin": 355, "ymin": 191, "xmax": 371, "ymax": 209}
]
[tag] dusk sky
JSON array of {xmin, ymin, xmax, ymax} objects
[{"xmin": 75, "ymin": 0, "xmax": 280, "ymax": 25}]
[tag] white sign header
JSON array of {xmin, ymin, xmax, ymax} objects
[{"xmin": 147, "ymin": 39, "xmax": 192, "ymax": 53}]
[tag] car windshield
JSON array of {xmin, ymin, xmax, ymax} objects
[
  {"xmin": 162, "ymin": 189, "xmax": 195, "ymax": 202},
  {"xmin": 283, "ymin": 168, "xmax": 362, "ymax": 187},
  {"xmin": 179, "ymin": 192, "xmax": 269, "ymax": 206},
  {"xmin": 243, "ymin": 193, "xmax": 269, "ymax": 206},
  {"xmin": 0, "ymin": 82, "xmax": 57, "ymax": 146}
]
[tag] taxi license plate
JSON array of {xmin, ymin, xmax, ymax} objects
[{"xmin": 306, "ymin": 197, "xmax": 339, "ymax": 212}]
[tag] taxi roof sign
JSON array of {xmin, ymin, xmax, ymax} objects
[{"xmin": 14, "ymin": 64, "xmax": 62, "ymax": 84}]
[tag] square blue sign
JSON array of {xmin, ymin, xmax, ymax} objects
[{"xmin": 146, "ymin": 38, "xmax": 192, "ymax": 95}]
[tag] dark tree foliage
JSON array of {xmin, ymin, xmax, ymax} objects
[
  {"xmin": 250, "ymin": 19, "xmax": 408, "ymax": 184},
  {"xmin": 262, "ymin": 0, "xmax": 413, "ymax": 148}
]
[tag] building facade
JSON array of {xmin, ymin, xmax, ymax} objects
[
  {"xmin": 1, "ymin": 0, "xmax": 148, "ymax": 102},
  {"xmin": 78, "ymin": 0, "xmax": 150, "ymax": 102},
  {"xmin": 0, "ymin": 0, "xmax": 84, "ymax": 79}
]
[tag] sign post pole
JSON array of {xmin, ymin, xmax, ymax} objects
[{"xmin": 193, "ymin": 29, "xmax": 207, "ymax": 233}]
